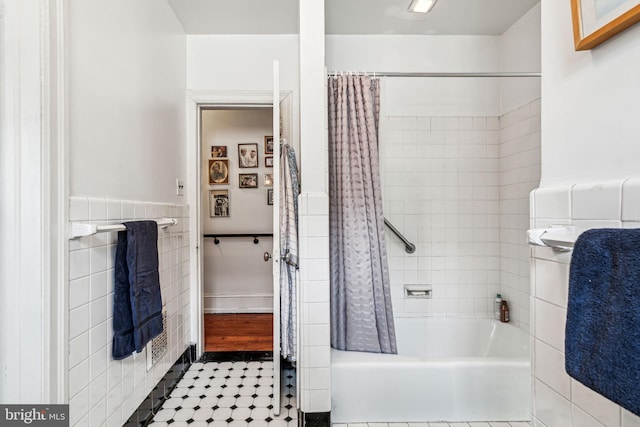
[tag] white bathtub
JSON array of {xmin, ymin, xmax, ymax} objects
[{"xmin": 331, "ymin": 317, "xmax": 531, "ymax": 423}]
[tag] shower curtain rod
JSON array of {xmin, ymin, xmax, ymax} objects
[{"xmin": 327, "ymin": 71, "xmax": 540, "ymax": 78}]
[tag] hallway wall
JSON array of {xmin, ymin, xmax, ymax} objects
[{"xmin": 200, "ymin": 109, "xmax": 274, "ymax": 313}]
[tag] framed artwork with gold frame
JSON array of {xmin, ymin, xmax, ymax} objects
[{"xmin": 571, "ymin": 0, "xmax": 640, "ymax": 50}]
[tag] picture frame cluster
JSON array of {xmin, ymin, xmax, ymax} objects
[{"xmin": 207, "ymin": 136, "xmax": 275, "ymax": 217}]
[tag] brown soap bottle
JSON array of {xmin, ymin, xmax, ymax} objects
[{"xmin": 500, "ymin": 300, "xmax": 510, "ymax": 323}]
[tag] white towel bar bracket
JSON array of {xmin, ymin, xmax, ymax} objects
[
  {"xmin": 527, "ymin": 226, "xmax": 577, "ymax": 251},
  {"xmin": 69, "ymin": 218, "xmax": 178, "ymax": 239}
]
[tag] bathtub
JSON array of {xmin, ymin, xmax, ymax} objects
[{"xmin": 331, "ymin": 317, "xmax": 530, "ymax": 423}]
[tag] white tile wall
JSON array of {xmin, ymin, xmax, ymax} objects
[
  {"xmin": 499, "ymin": 99, "xmax": 541, "ymax": 332},
  {"xmin": 380, "ymin": 99, "xmax": 540, "ymax": 326},
  {"xmin": 68, "ymin": 196, "xmax": 191, "ymax": 426},
  {"xmin": 298, "ymin": 192, "xmax": 331, "ymax": 413},
  {"xmin": 382, "ymin": 115, "xmax": 501, "ymax": 318},
  {"xmin": 530, "ymin": 179, "xmax": 640, "ymax": 426}
]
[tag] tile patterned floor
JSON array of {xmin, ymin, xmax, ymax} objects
[
  {"xmin": 149, "ymin": 361, "xmax": 297, "ymax": 427},
  {"xmin": 333, "ymin": 423, "xmax": 531, "ymax": 427}
]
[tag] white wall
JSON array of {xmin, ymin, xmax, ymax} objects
[
  {"xmin": 186, "ymin": 35, "xmax": 300, "ymax": 158},
  {"xmin": 68, "ymin": 0, "xmax": 186, "ymax": 203},
  {"xmin": 326, "ymin": 35, "xmax": 500, "ymax": 73},
  {"xmin": 201, "ymin": 109, "xmax": 274, "ymax": 313},
  {"xmin": 327, "ymin": 35, "xmax": 503, "ymax": 117},
  {"xmin": 530, "ymin": 0, "xmax": 640, "ymax": 425},
  {"xmin": 499, "ymin": 3, "xmax": 541, "ymax": 115},
  {"xmin": 541, "ymin": 0, "xmax": 640, "ymax": 187},
  {"xmin": 298, "ymin": 0, "xmax": 332, "ymax": 414},
  {"xmin": 65, "ymin": 1, "xmax": 189, "ymax": 424}
]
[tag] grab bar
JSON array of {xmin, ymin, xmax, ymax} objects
[
  {"xmin": 204, "ymin": 233, "xmax": 273, "ymax": 245},
  {"xmin": 527, "ymin": 226, "xmax": 577, "ymax": 251},
  {"xmin": 384, "ymin": 218, "xmax": 416, "ymax": 254}
]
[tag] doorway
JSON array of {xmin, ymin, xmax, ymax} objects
[
  {"xmin": 200, "ymin": 108, "xmax": 275, "ymax": 353},
  {"xmin": 187, "ymin": 84, "xmax": 296, "ymax": 415}
]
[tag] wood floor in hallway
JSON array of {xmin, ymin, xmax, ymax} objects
[{"xmin": 204, "ymin": 313, "xmax": 273, "ymax": 352}]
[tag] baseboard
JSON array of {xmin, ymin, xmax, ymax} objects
[
  {"xmin": 204, "ymin": 308, "xmax": 274, "ymax": 314},
  {"xmin": 300, "ymin": 411, "xmax": 331, "ymax": 427},
  {"xmin": 204, "ymin": 293, "xmax": 273, "ymax": 313},
  {"xmin": 200, "ymin": 351, "xmax": 273, "ymax": 362},
  {"xmin": 123, "ymin": 344, "xmax": 196, "ymax": 427}
]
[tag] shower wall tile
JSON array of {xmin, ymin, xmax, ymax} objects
[
  {"xmin": 381, "ymin": 102, "xmax": 540, "ymax": 323},
  {"xmin": 530, "ymin": 181, "xmax": 640, "ymax": 427},
  {"xmin": 498, "ymin": 98, "xmax": 541, "ymax": 333},
  {"xmin": 67, "ymin": 196, "xmax": 191, "ymax": 426}
]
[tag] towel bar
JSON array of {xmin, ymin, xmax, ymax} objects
[
  {"xmin": 527, "ymin": 226, "xmax": 577, "ymax": 251},
  {"xmin": 69, "ymin": 218, "xmax": 178, "ymax": 239}
]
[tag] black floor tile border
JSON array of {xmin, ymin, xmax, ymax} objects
[
  {"xmin": 199, "ymin": 351, "xmax": 273, "ymax": 362},
  {"xmin": 123, "ymin": 344, "xmax": 196, "ymax": 427},
  {"xmin": 301, "ymin": 411, "xmax": 330, "ymax": 427}
]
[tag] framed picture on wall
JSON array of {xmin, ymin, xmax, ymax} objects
[
  {"xmin": 211, "ymin": 145, "xmax": 227, "ymax": 158},
  {"xmin": 239, "ymin": 173, "xmax": 258, "ymax": 188},
  {"xmin": 210, "ymin": 190, "xmax": 230, "ymax": 218},
  {"xmin": 264, "ymin": 136, "xmax": 274, "ymax": 154},
  {"xmin": 267, "ymin": 189, "xmax": 274, "ymax": 205},
  {"xmin": 265, "ymin": 156, "xmax": 273, "ymax": 168},
  {"xmin": 571, "ymin": 0, "xmax": 640, "ymax": 50},
  {"xmin": 209, "ymin": 159, "xmax": 229, "ymax": 185},
  {"xmin": 264, "ymin": 173, "xmax": 273, "ymax": 187},
  {"xmin": 238, "ymin": 143, "xmax": 258, "ymax": 168}
]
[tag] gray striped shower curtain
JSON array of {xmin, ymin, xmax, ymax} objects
[{"xmin": 328, "ymin": 75, "xmax": 397, "ymax": 354}]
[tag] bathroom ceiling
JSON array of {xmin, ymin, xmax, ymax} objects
[{"xmin": 166, "ymin": 0, "xmax": 539, "ymax": 35}]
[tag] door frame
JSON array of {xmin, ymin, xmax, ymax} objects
[
  {"xmin": 0, "ymin": 0, "xmax": 68, "ymax": 403},
  {"xmin": 185, "ymin": 90, "xmax": 292, "ymax": 358}
]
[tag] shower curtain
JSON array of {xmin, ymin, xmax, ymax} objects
[
  {"xmin": 328, "ymin": 75, "xmax": 397, "ymax": 354},
  {"xmin": 280, "ymin": 140, "xmax": 299, "ymax": 362}
]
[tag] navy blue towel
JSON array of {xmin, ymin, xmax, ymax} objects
[
  {"xmin": 566, "ymin": 228, "xmax": 640, "ymax": 416},
  {"xmin": 112, "ymin": 221, "xmax": 163, "ymax": 360}
]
